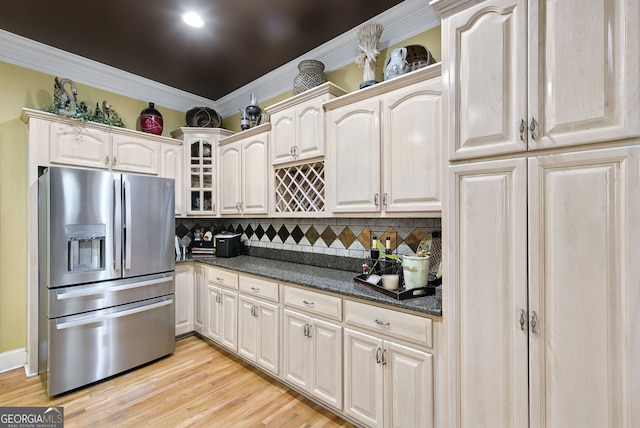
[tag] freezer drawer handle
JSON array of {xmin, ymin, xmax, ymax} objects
[
  {"xmin": 56, "ymin": 277, "xmax": 171, "ymax": 300},
  {"xmin": 55, "ymin": 299, "xmax": 173, "ymax": 330}
]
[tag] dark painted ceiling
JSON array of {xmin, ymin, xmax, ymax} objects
[{"xmin": 0, "ymin": 0, "xmax": 404, "ymax": 100}]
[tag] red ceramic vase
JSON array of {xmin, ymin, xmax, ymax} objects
[{"xmin": 139, "ymin": 102, "xmax": 163, "ymax": 135}]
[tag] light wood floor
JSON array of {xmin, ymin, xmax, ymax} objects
[{"xmin": 0, "ymin": 335, "xmax": 355, "ymax": 427}]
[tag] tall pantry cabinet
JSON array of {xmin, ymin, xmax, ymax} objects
[{"xmin": 431, "ymin": 0, "xmax": 640, "ymax": 427}]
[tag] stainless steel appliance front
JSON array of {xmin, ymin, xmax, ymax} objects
[{"xmin": 38, "ymin": 166, "xmax": 176, "ymax": 396}]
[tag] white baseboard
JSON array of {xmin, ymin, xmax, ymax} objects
[{"xmin": 0, "ymin": 347, "xmax": 27, "ymax": 374}]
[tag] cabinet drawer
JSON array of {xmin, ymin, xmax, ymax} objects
[
  {"xmin": 207, "ymin": 267, "xmax": 238, "ymax": 290},
  {"xmin": 239, "ymin": 275, "xmax": 279, "ymax": 302},
  {"xmin": 284, "ymin": 286, "xmax": 342, "ymax": 321},
  {"xmin": 344, "ymin": 300, "xmax": 432, "ymax": 348}
]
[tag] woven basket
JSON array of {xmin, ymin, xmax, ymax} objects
[
  {"xmin": 186, "ymin": 107, "xmax": 222, "ymax": 128},
  {"xmin": 404, "ymin": 45, "xmax": 437, "ymax": 71}
]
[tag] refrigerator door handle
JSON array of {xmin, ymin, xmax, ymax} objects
[
  {"xmin": 55, "ymin": 299, "xmax": 173, "ymax": 330},
  {"xmin": 114, "ymin": 177, "xmax": 122, "ymax": 272},
  {"xmin": 55, "ymin": 277, "xmax": 172, "ymax": 300},
  {"xmin": 124, "ymin": 178, "xmax": 132, "ymax": 270}
]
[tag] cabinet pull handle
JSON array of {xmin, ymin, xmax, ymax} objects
[
  {"xmin": 105, "ymin": 155, "xmax": 110, "ymax": 166},
  {"xmin": 216, "ymin": 277, "xmax": 224, "ymax": 281},
  {"xmin": 530, "ymin": 311, "xmax": 538, "ymax": 333},
  {"xmin": 303, "ymin": 324, "xmax": 307, "ymax": 337},
  {"xmin": 519, "ymin": 309, "xmax": 526, "ymax": 330},
  {"xmin": 374, "ymin": 319, "xmax": 390, "ymax": 328},
  {"xmin": 112, "ymin": 156, "xmax": 117, "ymax": 166},
  {"xmin": 216, "ymin": 293, "xmax": 221, "ymax": 303},
  {"xmin": 290, "ymin": 146, "xmax": 295, "ymax": 157},
  {"xmin": 306, "ymin": 323, "xmax": 312, "ymax": 338},
  {"xmin": 375, "ymin": 347, "xmax": 382, "ymax": 364},
  {"xmin": 529, "ymin": 117, "xmax": 536, "ymax": 139},
  {"xmin": 252, "ymin": 305, "xmax": 259, "ymax": 317},
  {"xmin": 382, "ymin": 349, "xmax": 387, "ymax": 366},
  {"xmin": 251, "ymin": 287, "xmax": 260, "ymax": 292},
  {"xmin": 302, "ymin": 300, "xmax": 315, "ymax": 307},
  {"xmin": 383, "ymin": 193, "xmax": 388, "ymax": 206},
  {"xmin": 374, "ymin": 193, "xmax": 379, "ymax": 206},
  {"xmin": 519, "ymin": 119, "xmax": 526, "ymax": 141}
]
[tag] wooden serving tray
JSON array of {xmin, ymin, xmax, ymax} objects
[{"xmin": 354, "ymin": 274, "xmax": 436, "ymax": 300}]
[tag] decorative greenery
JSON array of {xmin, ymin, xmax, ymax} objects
[{"xmin": 41, "ymin": 99, "xmax": 125, "ymax": 128}]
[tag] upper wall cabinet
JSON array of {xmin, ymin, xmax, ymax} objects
[
  {"xmin": 435, "ymin": 0, "xmax": 640, "ymax": 161},
  {"xmin": 218, "ymin": 124, "xmax": 270, "ymax": 216},
  {"xmin": 22, "ymin": 108, "xmax": 185, "ymax": 214},
  {"xmin": 266, "ymin": 82, "xmax": 346, "ymax": 166},
  {"xmin": 171, "ymin": 127, "xmax": 234, "ymax": 217},
  {"xmin": 24, "ymin": 110, "xmax": 178, "ymax": 176},
  {"xmin": 324, "ymin": 65, "xmax": 442, "ymax": 216}
]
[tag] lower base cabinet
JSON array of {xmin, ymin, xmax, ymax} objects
[
  {"xmin": 282, "ymin": 308, "xmax": 343, "ymax": 410},
  {"xmin": 238, "ymin": 295, "xmax": 279, "ymax": 375},
  {"xmin": 175, "ymin": 265, "xmax": 194, "ymax": 336},
  {"xmin": 343, "ymin": 328, "xmax": 434, "ymax": 428},
  {"xmin": 206, "ymin": 283, "xmax": 238, "ymax": 352}
]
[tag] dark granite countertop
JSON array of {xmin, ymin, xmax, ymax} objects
[{"xmin": 180, "ymin": 256, "xmax": 442, "ymax": 317}]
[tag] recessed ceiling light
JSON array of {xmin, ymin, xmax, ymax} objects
[{"xmin": 182, "ymin": 12, "xmax": 204, "ymax": 28}]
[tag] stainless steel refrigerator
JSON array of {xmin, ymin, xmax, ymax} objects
[{"xmin": 38, "ymin": 166, "xmax": 176, "ymax": 396}]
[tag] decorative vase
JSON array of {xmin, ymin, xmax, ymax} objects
[
  {"xmin": 139, "ymin": 102, "xmax": 163, "ymax": 135},
  {"xmin": 293, "ymin": 60, "xmax": 326, "ymax": 95},
  {"xmin": 245, "ymin": 93, "xmax": 263, "ymax": 127}
]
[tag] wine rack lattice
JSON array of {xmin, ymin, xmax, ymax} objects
[{"xmin": 275, "ymin": 162, "xmax": 325, "ymax": 213}]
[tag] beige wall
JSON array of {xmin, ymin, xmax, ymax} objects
[
  {"xmin": 0, "ymin": 61, "xmax": 185, "ymax": 353},
  {"xmin": 222, "ymin": 26, "xmax": 441, "ymax": 131}
]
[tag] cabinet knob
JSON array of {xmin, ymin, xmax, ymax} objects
[
  {"xmin": 529, "ymin": 117, "xmax": 537, "ymax": 140},
  {"xmin": 374, "ymin": 319, "xmax": 390, "ymax": 328},
  {"xmin": 530, "ymin": 311, "xmax": 538, "ymax": 333}
]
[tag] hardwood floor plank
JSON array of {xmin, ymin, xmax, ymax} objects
[{"xmin": 0, "ymin": 336, "xmax": 355, "ymax": 427}]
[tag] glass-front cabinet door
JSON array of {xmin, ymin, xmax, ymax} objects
[{"xmin": 189, "ymin": 139, "xmax": 215, "ymax": 215}]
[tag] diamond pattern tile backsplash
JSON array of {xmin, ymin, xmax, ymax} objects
[{"xmin": 175, "ymin": 217, "xmax": 441, "ymax": 261}]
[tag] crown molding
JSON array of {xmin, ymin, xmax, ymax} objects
[
  {"xmin": 0, "ymin": 30, "xmax": 216, "ymax": 112},
  {"xmin": 0, "ymin": 0, "xmax": 440, "ymax": 118},
  {"xmin": 215, "ymin": 0, "xmax": 440, "ymax": 117}
]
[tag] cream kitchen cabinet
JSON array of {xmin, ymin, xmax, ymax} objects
[
  {"xmin": 282, "ymin": 286, "xmax": 343, "ymax": 410},
  {"xmin": 238, "ymin": 295, "xmax": 279, "ymax": 375},
  {"xmin": 343, "ymin": 300, "xmax": 435, "ymax": 428},
  {"xmin": 160, "ymin": 143, "xmax": 184, "ymax": 216},
  {"xmin": 446, "ymin": 145, "xmax": 640, "ymax": 428},
  {"xmin": 267, "ymin": 82, "xmax": 346, "ymax": 166},
  {"xmin": 175, "ymin": 265, "xmax": 195, "ymax": 336},
  {"xmin": 192, "ymin": 265, "xmax": 205, "ymax": 335},
  {"xmin": 46, "ymin": 120, "xmax": 161, "ymax": 174},
  {"xmin": 205, "ymin": 266, "xmax": 238, "ymax": 352},
  {"xmin": 218, "ymin": 124, "xmax": 270, "ymax": 216},
  {"xmin": 343, "ymin": 329, "xmax": 434, "ymax": 428},
  {"xmin": 171, "ymin": 127, "xmax": 234, "ymax": 216},
  {"xmin": 434, "ymin": 0, "xmax": 640, "ymax": 161},
  {"xmin": 324, "ymin": 65, "xmax": 442, "ymax": 215},
  {"xmin": 237, "ymin": 275, "xmax": 279, "ymax": 375}
]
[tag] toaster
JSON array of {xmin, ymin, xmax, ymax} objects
[{"xmin": 214, "ymin": 232, "xmax": 242, "ymax": 258}]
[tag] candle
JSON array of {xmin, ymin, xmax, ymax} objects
[{"xmin": 381, "ymin": 274, "xmax": 400, "ymax": 291}]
